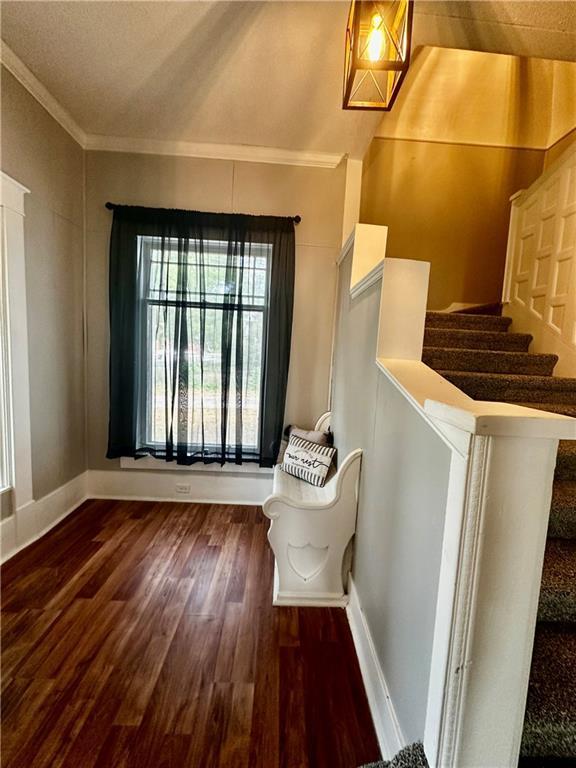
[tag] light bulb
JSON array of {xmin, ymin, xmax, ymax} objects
[{"xmin": 367, "ymin": 13, "xmax": 385, "ymax": 62}]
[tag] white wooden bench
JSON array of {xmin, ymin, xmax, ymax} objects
[{"xmin": 262, "ymin": 412, "xmax": 362, "ymax": 607}]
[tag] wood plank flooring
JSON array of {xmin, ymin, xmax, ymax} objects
[{"xmin": 1, "ymin": 499, "xmax": 381, "ymax": 767}]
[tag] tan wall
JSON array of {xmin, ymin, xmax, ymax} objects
[
  {"xmin": 545, "ymin": 128, "xmax": 576, "ymax": 169},
  {"xmin": 1, "ymin": 68, "xmax": 86, "ymax": 499},
  {"xmin": 360, "ymin": 137, "xmax": 544, "ymax": 310},
  {"xmin": 549, "ymin": 61, "xmax": 576, "ymax": 147},
  {"xmin": 375, "ymin": 47, "xmax": 555, "ymax": 150},
  {"xmin": 85, "ymin": 151, "xmax": 346, "ymax": 470}
]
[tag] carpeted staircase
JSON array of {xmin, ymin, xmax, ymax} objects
[{"xmin": 424, "ymin": 309, "xmax": 576, "ymax": 766}]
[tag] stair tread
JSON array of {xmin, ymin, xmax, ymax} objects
[
  {"xmin": 555, "ymin": 442, "xmax": 576, "ymax": 482},
  {"xmin": 454, "ymin": 302, "xmax": 503, "ymax": 316},
  {"xmin": 424, "ymin": 347, "xmax": 556, "ymax": 361},
  {"xmin": 515, "ymin": 403, "xmax": 576, "ymax": 419},
  {"xmin": 439, "ymin": 371, "xmax": 576, "ymax": 404},
  {"xmin": 438, "ymin": 371, "xmax": 576, "ymax": 389},
  {"xmin": 521, "ymin": 623, "xmax": 576, "ymax": 758},
  {"xmin": 423, "ymin": 347, "xmax": 557, "ymax": 375},
  {"xmin": 550, "ymin": 481, "xmax": 576, "ymax": 540},
  {"xmin": 424, "ymin": 327, "xmax": 533, "ymax": 351},
  {"xmin": 425, "ymin": 311, "xmax": 512, "ymax": 331},
  {"xmin": 538, "ymin": 539, "xmax": 576, "ymax": 623}
]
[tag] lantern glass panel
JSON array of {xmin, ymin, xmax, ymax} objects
[{"xmin": 343, "ymin": 0, "xmax": 413, "ymax": 110}]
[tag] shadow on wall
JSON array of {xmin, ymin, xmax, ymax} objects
[{"xmin": 111, "ymin": 2, "xmax": 263, "ymax": 136}]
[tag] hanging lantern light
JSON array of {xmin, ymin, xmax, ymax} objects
[{"xmin": 343, "ymin": 0, "xmax": 414, "ymax": 110}]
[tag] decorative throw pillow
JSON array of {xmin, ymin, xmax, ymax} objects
[
  {"xmin": 280, "ymin": 434, "xmax": 336, "ymax": 487},
  {"xmin": 276, "ymin": 425, "xmax": 333, "ymax": 464}
]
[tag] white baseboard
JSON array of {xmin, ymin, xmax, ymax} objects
[
  {"xmin": 346, "ymin": 577, "xmax": 405, "ymax": 760},
  {"xmin": 1, "ymin": 472, "xmax": 88, "ymax": 563},
  {"xmin": 87, "ymin": 468, "xmax": 272, "ymax": 506},
  {"xmin": 0, "ymin": 466, "xmax": 272, "ymax": 564}
]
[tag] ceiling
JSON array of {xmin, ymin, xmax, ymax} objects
[{"xmin": 1, "ymin": 1, "xmax": 575, "ymax": 160}]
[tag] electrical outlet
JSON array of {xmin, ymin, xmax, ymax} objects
[{"xmin": 175, "ymin": 483, "xmax": 190, "ymax": 494}]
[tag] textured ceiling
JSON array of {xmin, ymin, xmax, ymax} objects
[
  {"xmin": 1, "ymin": 1, "xmax": 575, "ymax": 158},
  {"xmin": 0, "ymin": 1, "xmax": 381, "ymax": 157}
]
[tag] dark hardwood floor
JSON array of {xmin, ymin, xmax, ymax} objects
[{"xmin": 1, "ymin": 499, "xmax": 381, "ymax": 768}]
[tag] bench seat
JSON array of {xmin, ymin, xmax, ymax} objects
[{"xmin": 263, "ymin": 435, "xmax": 362, "ymax": 607}]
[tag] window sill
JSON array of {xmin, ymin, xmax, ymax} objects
[{"xmin": 119, "ymin": 456, "xmax": 274, "ymax": 475}]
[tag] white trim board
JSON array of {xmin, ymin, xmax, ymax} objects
[
  {"xmin": 88, "ymin": 469, "xmax": 272, "ymax": 506},
  {"xmin": 0, "ymin": 472, "xmax": 88, "ymax": 562},
  {"xmin": 346, "ymin": 577, "xmax": 406, "ymax": 760},
  {"xmin": 1, "ymin": 466, "xmax": 274, "ymax": 563},
  {"xmin": 0, "ymin": 41, "xmax": 343, "ymax": 169},
  {"xmin": 85, "ymin": 135, "xmax": 344, "ymax": 169}
]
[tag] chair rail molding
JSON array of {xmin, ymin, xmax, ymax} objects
[
  {"xmin": 338, "ymin": 223, "xmax": 388, "ymax": 300},
  {"xmin": 502, "ymin": 143, "xmax": 576, "ymax": 376}
]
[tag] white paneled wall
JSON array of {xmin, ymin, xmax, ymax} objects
[{"xmin": 503, "ymin": 145, "xmax": 576, "ymax": 375}]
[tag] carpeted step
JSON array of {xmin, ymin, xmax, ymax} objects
[
  {"xmin": 426, "ymin": 311, "xmax": 512, "ymax": 332},
  {"xmin": 424, "ymin": 328, "xmax": 532, "ymax": 352},
  {"xmin": 549, "ymin": 481, "xmax": 576, "ymax": 540},
  {"xmin": 538, "ymin": 539, "xmax": 576, "ymax": 622},
  {"xmin": 360, "ymin": 743, "xmax": 428, "ymax": 768},
  {"xmin": 439, "ymin": 371, "xmax": 576, "ymax": 404},
  {"xmin": 520, "ymin": 623, "xmax": 576, "ymax": 759},
  {"xmin": 423, "ymin": 347, "xmax": 557, "ymax": 376},
  {"xmin": 455, "ymin": 302, "xmax": 503, "ymax": 316},
  {"xmin": 555, "ymin": 442, "xmax": 576, "ymax": 482},
  {"xmin": 514, "ymin": 403, "xmax": 576, "ymax": 419}
]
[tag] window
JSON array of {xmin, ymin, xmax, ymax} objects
[
  {"xmin": 138, "ymin": 235, "xmax": 271, "ymax": 458},
  {"xmin": 106, "ymin": 205, "xmax": 295, "ymax": 467}
]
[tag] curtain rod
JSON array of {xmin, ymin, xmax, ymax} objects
[{"xmin": 104, "ymin": 202, "xmax": 301, "ymax": 224}]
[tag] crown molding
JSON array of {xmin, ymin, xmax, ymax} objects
[
  {"xmin": 1, "ymin": 40, "xmax": 87, "ymax": 147},
  {"xmin": 1, "ymin": 39, "xmax": 345, "ymax": 169},
  {"xmin": 85, "ymin": 134, "xmax": 344, "ymax": 169}
]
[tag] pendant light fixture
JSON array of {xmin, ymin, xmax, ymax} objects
[{"xmin": 343, "ymin": 0, "xmax": 414, "ymax": 110}]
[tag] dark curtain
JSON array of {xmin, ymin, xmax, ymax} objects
[{"xmin": 106, "ymin": 205, "xmax": 295, "ymax": 467}]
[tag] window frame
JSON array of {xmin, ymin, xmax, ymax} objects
[{"xmin": 136, "ymin": 234, "xmax": 271, "ymax": 460}]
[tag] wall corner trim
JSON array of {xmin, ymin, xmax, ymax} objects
[
  {"xmin": 350, "ymin": 260, "xmax": 384, "ymax": 299},
  {"xmin": 1, "ymin": 171, "xmax": 30, "ymax": 215},
  {"xmin": 346, "ymin": 577, "xmax": 406, "ymax": 760}
]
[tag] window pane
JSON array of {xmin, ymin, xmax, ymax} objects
[
  {"xmin": 138, "ymin": 235, "xmax": 268, "ymax": 457},
  {"xmin": 146, "ymin": 305, "xmax": 263, "ymax": 452},
  {"xmin": 145, "ymin": 237, "xmax": 268, "ymax": 307}
]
